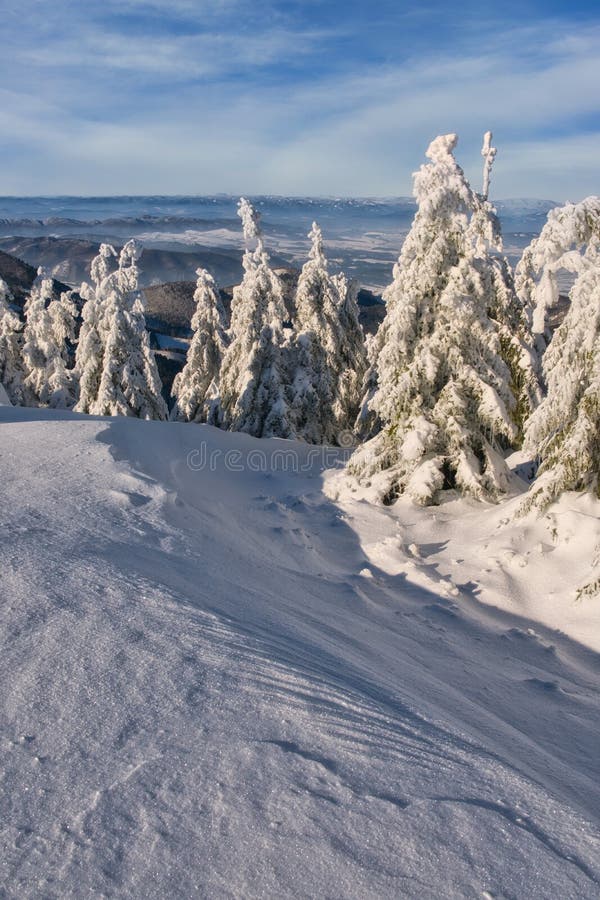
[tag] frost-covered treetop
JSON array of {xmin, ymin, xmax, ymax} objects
[
  {"xmin": 308, "ymin": 222, "xmax": 326, "ymax": 266},
  {"xmin": 371, "ymin": 132, "xmax": 478, "ymax": 366},
  {"xmin": 26, "ymin": 267, "xmax": 54, "ymax": 311},
  {"xmin": 117, "ymin": 239, "xmax": 142, "ymax": 294},
  {"xmin": 238, "ymin": 197, "xmax": 262, "ymax": 244},
  {"xmin": 410, "ymin": 133, "xmax": 476, "ymax": 229},
  {"xmin": 192, "ymin": 267, "xmax": 220, "ymax": 308},
  {"xmin": 515, "ymin": 196, "xmax": 600, "ymax": 336},
  {"xmin": 425, "ymin": 133, "xmax": 458, "ymax": 163},
  {"xmin": 90, "ymin": 243, "xmax": 117, "ymax": 288},
  {"xmin": 35, "ymin": 265, "xmax": 51, "ymax": 282},
  {"xmin": 238, "ymin": 197, "xmax": 269, "ymax": 275}
]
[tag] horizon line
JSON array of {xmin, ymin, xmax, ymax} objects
[{"xmin": 0, "ymin": 193, "xmax": 568, "ymax": 204}]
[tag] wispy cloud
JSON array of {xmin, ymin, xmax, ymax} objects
[
  {"xmin": 17, "ymin": 27, "xmax": 331, "ymax": 80},
  {"xmin": 1, "ymin": 2, "xmax": 599, "ymax": 197}
]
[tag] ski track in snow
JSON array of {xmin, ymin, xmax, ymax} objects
[{"xmin": 0, "ymin": 407, "xmax": 599, "ymax": 898}]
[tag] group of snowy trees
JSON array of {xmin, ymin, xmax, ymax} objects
[
  {"xmin": 1, "ymin": 270, "xmax": 78, "ymax": 409},
  {"xmin": 348, "ymin": 133, "xmax": 599, "ymax": 513},
  {"xmin": 1, "ymin": 135, "xmax": 599, "ymax": 516},
  {"xmin": 0, "ymin": 240, "xmax": 167, "ymax": 421},
  {"xmin": 171, "ymin": 198, "xmax": 367, "ymax": 443},
  {"xmin": 0, "ymin": 202, "xmax": 367, "ymax": 447}
]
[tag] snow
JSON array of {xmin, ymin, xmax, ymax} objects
[
  {"xmin": 1, "ymin": 406, "xmax": 600, "ymax": 897},
  {"xmin": 0, "ymin": 383, "xmax": 11, "ymax": 405},
  {"xmin": 327, "ymin": 466, "xmax": 600, "ymax": 653}
]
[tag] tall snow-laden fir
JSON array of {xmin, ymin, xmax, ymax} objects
[
  {"xmin": 75, "ymin": 244, "xmax": 116, "ymax": 415},
  {"xmin": 171, "ymin": 268, "xmax": 228, "ymax": 424},
  {"xmin": 91, "ymin": 241, "xmax": 167, "ymax": 420},
  {"xmin": 289, "ymin": 223, "xmax": 366, "ymax": 444},
  {"xmin": 347, "ymin": 133, "xmax": 529, "ymax": 505},
  {"xmin": 0, "ymin": 278, "xmax": 26, "ymax": 405},
  {"xmin": 521, "ymin": 230, "xmax": 600, "ymax": 512},
  {"xmin": 219, "ymin": 198, "xmax": 292, "ymax": 438},
  {"xmin": 332, "ymin": 271, "xmax": 368, "ymax": 433},
  {"xmin": 22, "ymin": 268, "xmax": 78, "ymax": 408}
]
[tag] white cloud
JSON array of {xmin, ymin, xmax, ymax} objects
[
  {"xmin": 16, "ymin": 26, "xmax": 332, "ymax": 80},
  {"xmin": 1, "ymin": 13, "xmax": 599, "ymax": 197}
]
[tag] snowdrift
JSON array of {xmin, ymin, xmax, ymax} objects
[{"xmin": 0, "ymin": 406, "xmax": 599, "ymax": 898}]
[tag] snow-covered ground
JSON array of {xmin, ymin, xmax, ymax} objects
[
  {"xmin": 326, "ymin": 464, "xmax": 600, "ymax": 654},
  {"xmin": 1, "ymin": 407, "xmax": 599, "ymax": 898}
]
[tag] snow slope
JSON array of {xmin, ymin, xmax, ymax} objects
[{"xmin": 1, "ymin": 407, "xmax": 599, "ymax": 898}]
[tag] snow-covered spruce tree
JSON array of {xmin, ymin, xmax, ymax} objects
[
  {"xmin": 90, "ymin": 241, "xmax": 167, "ymax": 420},
  {"xmin": 347, "ymin": 134, "xmax": 526, "ymax": 505},
  {"xmin": 521, "ymin": 237, "xmax": 600, "ymax": 513},
  {"xmin": 22, "ymin": 268, "xmax": 78, "ymax": 408},
  {"xmin": 74, "ymin": 244, "xmax": 117, "ymax": 414},
  {"xmin": 288, "ymin": 223, "xmax": 366, "ymax": 443},
  {"xmin": 515, "ymin": 196, "xmax": 600, "ymax": 358},
  {"xmin": 0, "ymin": 278, "xmax": 26, "ymax": 405},
  {"xmin": 171, "ymin": 268, "xmax": 228, "ymax": 424},
  {"xmin": 219, "ymin": 198, "xmax": 292, "ymax": 438},
  {"xmin": 332, "ymin": 271, "xmax": 368, "ymax": 432}
]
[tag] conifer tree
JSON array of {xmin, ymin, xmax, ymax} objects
[
  {"xmin": 171, "ymin": 268, "xmax": 228, "ymax": 424},
  {"xmin": 22, "ymin": 269, "xmax": 78, "ymax": 408},
  {"xmin": 91, "ymin": 241, "xmax": 167, "ymax": 420},
  {"xmin": 333, "ymin": 271, "xmax": 368, "ymax": 433},
  {"xmin": 288, "ymin": 223, "xmax": 364, "ymax": 443},
  {"xmin": 521, "ymin": 237, "xmax": 600, "ymax": 511},
  {"xmin": 219, "ymin": 199, "xmax": 291, "ymax": 438},
  {"xmin": 0, "ymin": 278, "xmax": 25, "ymax": 405},
  {"xmin": 347, "ymin": 134, "xmax": 527, "ymax": 505},
  {"xmin": 74, "ymin": 244, "xmax": 116, "ymax": 414}
]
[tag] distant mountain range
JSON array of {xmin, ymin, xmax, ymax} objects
[
  {"xmin": 0, "ymin": 195, "xmax": 561, "ymax": 297},
  {"xmin": 0, "ymin": 236, "xmax": 253, "ymax": 291}
]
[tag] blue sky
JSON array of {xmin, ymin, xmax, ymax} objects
[{"xmin": 2, "ymin": 0, "xmax": 599, "ymax": 198}]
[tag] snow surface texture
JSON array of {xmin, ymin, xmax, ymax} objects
[{"xmin": 1, "ymin": 408, "xmax": 599, "ymax": 898}]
